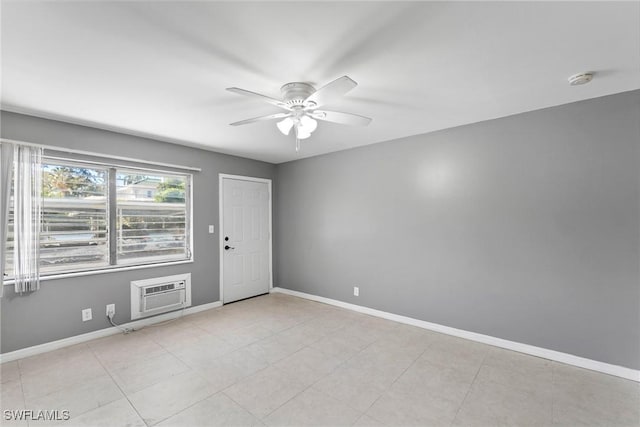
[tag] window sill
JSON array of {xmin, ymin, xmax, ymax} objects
[{"xmin": 2, "ymin": 259, "xmax": 194, "ymax": 285}]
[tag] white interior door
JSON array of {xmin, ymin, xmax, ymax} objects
[{"xmin": 221, "ymin": 176, "xmax": 271, "ymax": 304}]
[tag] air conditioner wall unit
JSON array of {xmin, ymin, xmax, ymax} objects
[{"xmin": 130, "ymin": 273, "xmax": 191, "ymax": 320}]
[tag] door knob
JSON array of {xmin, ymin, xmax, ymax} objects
[{"xmin": 224, "ymin": 245, "xmax": 234, "ymax": 250}]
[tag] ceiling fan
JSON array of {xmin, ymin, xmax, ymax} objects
[{"xmin": 227, "ymin": 76, "xmax": 372, "ymax": 152}]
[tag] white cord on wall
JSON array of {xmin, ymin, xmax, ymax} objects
[
  {"xmin": 107, "ymin": 308, "xmax": 186, "ymax": 335},
  {"xmin": 108, "ymin": 313, "xmax": 135, "ymax": 334}
]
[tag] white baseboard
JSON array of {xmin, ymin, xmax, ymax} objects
[
  {"xmin": 271, "ymin": 287, "xmax": 640, "ymax": 382},
  {"xmin": 0, "ymin": 301, "xmax": 222, "ymax": 364}
]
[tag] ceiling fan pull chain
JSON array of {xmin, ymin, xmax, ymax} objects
[{"xmin": 295, "ymin": 136, "xmax": 301, "ymax": 153}]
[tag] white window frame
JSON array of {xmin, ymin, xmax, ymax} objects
[
  {"xmin": 39, "ymin": 158, "xmax": 111, "ymax": 275},
  {"xmin": 114, "ymin": 167, "xmax": 193, "ymax": 267},
  {"xmin": 3, "ymin": 157, "xmax": 194, "ymax": 285}
]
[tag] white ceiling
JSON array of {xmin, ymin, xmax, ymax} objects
[{"xmin": 2, "ymin": 1, "xmax": 639, "ymax": 164}]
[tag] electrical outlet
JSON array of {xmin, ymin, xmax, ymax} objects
[
  {"xmin": 82, "ymin": 308, "xmax": 92, "ymax": 322},
  {"xmin": 106, "ymin": 304, "xmax": 115, "ymax": 317},
  {"xmin": 208, "ymin": 225, "xmax": 215, "ymax": 234},
  {"xmin": 354, "ymin": 286, "xmax": 359, "ymax": 297}
]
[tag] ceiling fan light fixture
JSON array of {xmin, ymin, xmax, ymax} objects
[
  {"xmin": 276, "ymin": 117, "xmax": 294, "ymax": 135},
  {"xmin": 296, "ymin": 127, "xmax": 312, "ymax": 140},
  {"xmin": 299, "ymin": 115, "xmax": 318, "ymax": 134},
  {"xmin": 227, "ymin": 76, "xmax": 371, "ymax": 152}
]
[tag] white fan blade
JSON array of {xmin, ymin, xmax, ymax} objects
[
  {"xmin": 304, "ymin": 76, "xmax": 357, "ymax": 108},
  {"xmin": 230, "ymin": 112, "xmax": 291, "ymax": 126},
  {"xmin": 226, "ymin": 87, "xmax": 290, "ymax": 110},
  {"xmin": 311, "ymin": 110, "xmax": 372, "ymax": 126}
]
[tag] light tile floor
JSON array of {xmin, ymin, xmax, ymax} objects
[{"xmin": 1, "ymin": 293, "xmax": 638, "ymax": 427}]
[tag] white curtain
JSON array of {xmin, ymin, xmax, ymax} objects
[
  {"xmin": 0, "ymin": 143, "xmax": 15, "ymax": 297},
  {"xmin": 13, "ymin": 144, "xmax": 43, "ymax": 293}
]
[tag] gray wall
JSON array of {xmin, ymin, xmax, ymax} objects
[
  {"xmin": 275, "ymin": 90, "xmax": 640, "ymax": 370},
  {"xmin": 0, "ymin": 111, "xmax": 275, "ymax": 353}
]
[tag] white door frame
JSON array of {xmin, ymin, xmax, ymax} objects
[{"xmin": 218, "ymin": 173, "xmax": 273, "ymax": 304}]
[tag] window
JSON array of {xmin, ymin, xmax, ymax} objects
[
  {"xmin": 116, "ymin": 171, "xmax": 188, "ymax": 264},
  {"xmin": 40, "ymin": 163, "xmax": 109, "ymax": 273},
  {"xmin": 5, "ymin": 159, "xmax": 192, "ymax": 279}
]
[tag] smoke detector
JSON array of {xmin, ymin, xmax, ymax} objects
[{"xmin": 568, "ymin": 72, "xmax": 593, "ymax": 86}]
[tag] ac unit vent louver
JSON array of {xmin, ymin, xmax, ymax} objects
[
  {"xmin": 131, "ymin": 274, "xmax": 191, "ymax": 319},
  {"xmin": 145, "ymin": 282, "xmax": 180, "ymax": 295}
]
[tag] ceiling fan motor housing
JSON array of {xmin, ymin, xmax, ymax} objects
[{"xmin": 281, "ymin": 82, "xmax": 316, "ymax": 108}]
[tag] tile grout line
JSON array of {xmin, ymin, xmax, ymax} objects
[
  {"xmin": 232, "ymin": 314, "xmax": 338, "ymax": 420},
  {"xmin": 15, "ymin": 343, "xmax": 109, "ymax": 413},
  {"xmin": 15, "ymin": 357, "xmax": 27, "ymax": 417},
  {"xmin": 258, "ymin": 351, "xmax": 356, "ymax": 422},
  {"xmin": 154, "ymin": 313, "xmax": 280, "ymax": 423},
  {"xmin": 221, "ymin": 306, "xmax": 372, "ymax": 421},
  {"xmin": 359, "ymin": 339, "xmax": 434, "ymax": 425},
  {"xmin": 21, "ymin": 300, "xmax": 288, "ymax": 422},
  {"xmin": 17, "ymin": 361, "xmax": 27, "ymax": 425},
  {"xmin": 86, "ymin": 339, "xmax": 152, "ymax": 427},
  {"xmin": 97, "ymin": 303, "xmax": 299, "ymax": 426},
  {"xmin": 269, "ymin": 349, "xmax": 343, "ymax": 418},
  {"xmin": 220, "ymin": 389, "xmax": 264, "ymax": 423},
  {"xmin": 139, "ymin": 332, "xmax": 225, "ymax": 427},
  {"xmin": 303, "ymin": 326, "xmax": 427, "ymax": 422},
  {"xmin": 551, "ymin": 361, "xmax": 556, "ymax": 425},
  {"xmin": 206, "ymin": 303, "xmax": 336, "ymax": 422},
  {"xmin": 449, "ymin": 348, "xmax": 491, "ymax": 427},
  {"xmin": 145, "ymin": 385, "xmax": 220, "ymax": 426}
]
